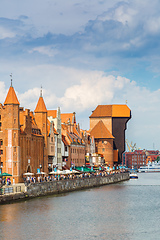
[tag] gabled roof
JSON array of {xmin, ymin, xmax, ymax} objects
[
  {"xmin": 90, "ymin": 105, "xmax": 131, "ymax": 118},
  {"xmin": 48, "ymin": 110, "xmax": 57, "ymax": 118},
  {"xmin": 4, "ymin": 86, "xmax": 20, "ymax": 105},
  {"xmin": 62, "ymin": 135, "xmax": 69, "ymax": 146},
  {"xmin": 34, "ymin": 96, "xmax": 47, "ymax": 113},
  {"xmin": 61, "ymin": 113, "xmax": 75, "ymax": 124},
  {"xmin": 48, "ymin": 111, "xmax": 76, "ymax": 124},
  {"xmin": 90, "ymin": 120, "xmax": 114, "ymax": 139}
]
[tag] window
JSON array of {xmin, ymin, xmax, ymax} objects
[
  {"xmin": 1, "ymin": 150, "xmax": 3, "ymax": 155},
  {"xmin": 51, "ymin": 146, "xmax": 54, "ymax": 152},
  {"xmin": 102, "ymin": 148, "xmax": 105, "ymax": 152},
  {"xmin": 14, "ymin": 133, "xmax": 16, "ymax": 138},
  {"xmin": 65, "ymin": 146, "xmax": 67, "ymax": 151},
  {"xmin": 57, "ymin": 148, "xmax": 61, "ymax": 153},
  {"xmin": 51, "ymin": 137, "xmax": 53, "ymax": 142},
  {"xmin": 0, "ymin": 140, "xmax": 3, "ymax": 146},
  {"xmin": 14, "ymin": 118, "xmax": 16, "ymax": 124}
]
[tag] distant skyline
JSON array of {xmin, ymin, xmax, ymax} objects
[{"xmin": 0, "ymin": 0, "xmax": 160, "ymax": 150}]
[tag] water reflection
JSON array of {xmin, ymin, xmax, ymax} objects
[{"xmin": 0, "ymin": 173, "xmax": 160, "ymax": 240}]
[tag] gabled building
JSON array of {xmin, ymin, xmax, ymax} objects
[
  {"xmin": 89, "ymin": 104, "xmax": 131, "ymax": 167},
  {"xmin": 48, "ymin": 108, "xmax": 63, "ymax": 169},
  {"xmin": 0, "ymin": 82, "xmax": 46, "ymax": 183},
  {"xmin": 47, "ymin": 119, "xmax": 58, "ymax": 172}
]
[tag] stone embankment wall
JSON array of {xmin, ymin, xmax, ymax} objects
[{"xmin": 0, "ymin": 173, "xmax": 129, "ymax": 204}]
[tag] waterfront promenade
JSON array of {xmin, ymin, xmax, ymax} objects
[{"xmin": 0, "ymin": 172, "xmax": 129, "ymax": 204}]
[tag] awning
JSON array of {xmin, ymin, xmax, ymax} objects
[
  {"xmin": 0, "ymin": 172, "xmax": 12, "ymax": 177},
  {"xmin": 75, "ymin": 167, "xmax": 95, "ymax": 173},
  {"xmin": 23, "ymin": 172, "xmax": 34, "ymax": 176}
]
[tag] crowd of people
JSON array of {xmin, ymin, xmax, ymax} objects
[
  {"xmin": 23, "ymin": 169, "xmax": 126, "ymax": 185},
  {"xmin": 0, "ymin": 177, "xmax": 14, "ymax": 186}
]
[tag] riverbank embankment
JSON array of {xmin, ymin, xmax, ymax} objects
[{"xmin": 0, "ymin": 172, "xmax": 129, "ymax": 204}]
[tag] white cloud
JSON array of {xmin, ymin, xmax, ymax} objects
[
  {"xmin": 0, "ymin": 26, "xmax": 16, "ymax": 39},
  {"xmin": 29, "ymin": 46, "xmax": 59, "ymax": 57}
]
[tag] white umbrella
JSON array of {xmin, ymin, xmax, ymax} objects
[
  {"xmin": 72, "ymin": 169, "xmax": 80, "ymax": 174},
  {"xmin": 49, "ymin": 170, "xmax": 63, "ymax": 175},
  {"xmin": 61, "ymin": 170, "xmax": 72, "ymax": 175},
  {"xmin": 36, "ymin": 172, "xmax": 47, "ymax": 175},
  {"xmin": 23, "ymin": 172, "xmax": 34, "ymax": 176}
]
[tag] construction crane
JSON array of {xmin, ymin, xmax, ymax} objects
[{"xmin": 125, "ymin": 139, "xmax": 140, "ymax": 152}]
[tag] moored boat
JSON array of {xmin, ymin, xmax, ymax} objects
[
  {"xmin": 130, "ymin": 168, "xmax": 138, "ymax": 179},
  {"xmin": 138, "ymin": 161, "xmax": 160, "ymax": 173},
  {"xmin": 130, "ymin": 172, "xmax": 138, "ymax": 179}
]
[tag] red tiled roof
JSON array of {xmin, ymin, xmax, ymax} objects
[
  {"xmin": 35, "ymin": 96, "xmax": 47, "ymax": 113},
  {"xmin": 90, "ymin": 120, "xmax": 114, "ymax": 139},
  {"xmin": 62, "ymin": 135, "xmax": 69, "ymax": 145},
  {"xmin": 48, "ymin": 110, "xmax": 57, "ymax": 118},
  {"xmin": 4, "ymin": 86, "xmax": 20, "ymax": 105},
  {"xmin": 90, "ymin": 104, "xmax": 131, "ymax": 118},
  {"xmin": 61, "ymin": 113, "xmax": 74, "ymax": 123}
]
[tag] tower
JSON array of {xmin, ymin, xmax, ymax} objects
[
  {"xmin": 3, "ymin": 79, "xmax": 20, "ymax": 183},
  {"xmin": 34, "ymin": 89, "xmax": 48, "ymax": 172}
]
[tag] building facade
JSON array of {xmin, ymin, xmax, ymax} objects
[
  {"xmin": 0, "ymin": 83, "xmax": 46, "ymax": 183},
  {"xmin": 89, "ymin": 105, "xmax": 131, "ymax": 167},
  {"xmin": 124, "ymin": 150, "xmax": 160, "ymax": 169}
]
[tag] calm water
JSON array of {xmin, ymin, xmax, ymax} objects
[{"xmin": 0, "ymin": 173, "xmax": 160, "ymax": 240}]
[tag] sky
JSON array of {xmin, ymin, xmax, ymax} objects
[{"xmin": 0, "ymin": 0, "xmax": 160, "ymax": 151}]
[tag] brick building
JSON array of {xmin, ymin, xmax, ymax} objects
[
  {"xmin": 89, "ymin": 104, "xmax": 131, "ymax": 167},
  {"xmin": 0, "ymin": 83, "xmax": 46, "ymax": 183},
  {"xmin": 124, "ymin": 150, "xmax": 159, "ymax": 169}
]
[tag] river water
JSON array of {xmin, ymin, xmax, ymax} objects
[{"xmin": 0, "ymin": 173, "xmax": 160, "ymax": 240}]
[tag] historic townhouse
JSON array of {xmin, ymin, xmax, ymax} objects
[{"xmin": 48, "ymin": 110, "xmax": 85, "ymax": 168}]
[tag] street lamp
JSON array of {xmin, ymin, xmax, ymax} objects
[{"xmin": 39, "ymin": 164, "xmax": 42, "ymax": 172}]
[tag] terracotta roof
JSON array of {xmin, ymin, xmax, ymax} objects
[
  {"xmin": 62, "ymin": 135, "xmax": 69, "ymax": 146},
  {"xmin": 61, "ymin": 113, "xmax": 74, "ymax": 123},
  {"xmin": 90, "ymin": 120, "xmax": 114, "ymax": 139},
  {"xmin": 4, "ymin": 86, "xmax": 20, "ymax": 105},
  {"xmin": 34, "ymin": 96, "xmax": 47, "ymax": 113},
  {"xmin": 48, "ymin": 110, "xmax": 57, "ymax": 118},
  {"xmin": 112, "ymin": 105, "xmax": 131, "ymax": 117},
  {"xmin": 90, "ymin": 105, "xmax": 131, "ymax": 118}
]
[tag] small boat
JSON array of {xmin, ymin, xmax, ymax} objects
[
  {"xmin": 130, "ymin": 168, "xmax": 138, "ymax": 179},
  {"xmin": 130, "ymin": 172, "xmax": 138, "ymax": 179}
]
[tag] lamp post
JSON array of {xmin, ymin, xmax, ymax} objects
[{"xmin": 39, "ymin": 164, "xmax": 42, "ymax": 173}]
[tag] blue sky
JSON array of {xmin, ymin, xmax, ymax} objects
[{"xmin": 0, "ymin": 0, "xmax": 160, "ymax": 150}]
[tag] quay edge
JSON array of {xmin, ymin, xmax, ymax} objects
[{"xmin": 0, "ymin": 173, "xmax": 129, "ymax": 204}]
